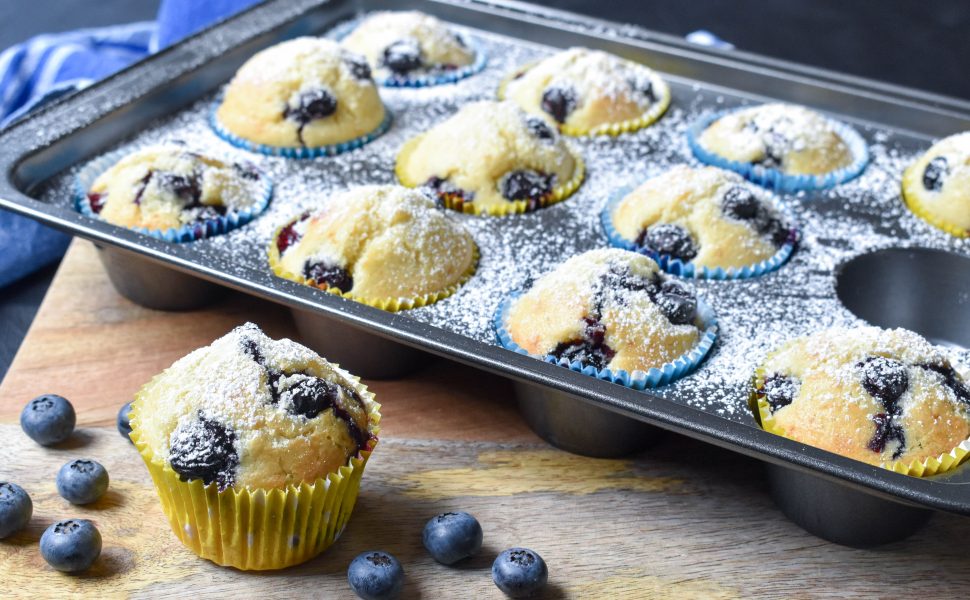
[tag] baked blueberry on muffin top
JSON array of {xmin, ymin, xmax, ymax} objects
[
  {"xmin": 506, "ymin": 248, "xmax": 704, "ymax": 374},
  {"xmin": 611, "ymin": 165, "xmax": 794, "ymax": 270},
  {"xmin": 755, "ymin": 326, "xmax": 970, "ymax": 468},
  {"xmin": 902, "ymin": 131, "xmax": 970, "ymax": 236},
  {"xmin": 215, "ymin": 37, "xmax": 385, "ymax": 149},
  {"xmin": 84, "ymin": 145, "xmax": 267, "ymax": 232}
]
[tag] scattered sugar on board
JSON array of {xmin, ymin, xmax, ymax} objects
[{"xmin": 33, "ymin": 20, "xmax": 970, "ymax": 425}]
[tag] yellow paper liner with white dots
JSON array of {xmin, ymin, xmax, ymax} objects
[
  {"xmin": 496, "ymin": 62, "xmax": 671, "ymax": 137},
  {"xmin": 750, "ymin": 366, "xmax": 970, "ymax": 478},
  {"xmin": 266, "ymin": 222, "xmax": 479, "ymax": 311},
  {"xmin": 394, "ymin": 136, "xmax": 585, "ymax": 217},
  {"xmin": 128, "ymin": 374, "xmax": 381, "ymax": 570}
]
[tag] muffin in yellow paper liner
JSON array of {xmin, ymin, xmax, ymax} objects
[
  {"xmin": 750, "ymin": 339, "xmax": 970, "ymax": 479},
  {"xmin": 266, "ymin": 186, "xmax": 479, "ymax": 311},
  {"xmin": 128, "ymin": 325, "xmax": 382, "ymax": 570},
  {"xmin": 900, "ymin": 131, "xmax": 970, "ymax": 238}
]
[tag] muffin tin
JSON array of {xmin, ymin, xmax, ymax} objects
[{"xmin": 1, "ymin": 0, "xmax": 969, "ymax": 547}]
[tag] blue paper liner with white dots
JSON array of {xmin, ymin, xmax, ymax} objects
[
  {"xmin": 74, "ymin": 147, "xmax": 273, "ymax": 243},
  {"xmin": 494, "ymin": 292, "xmax": 718, "ymax": 390},
  {"xmin": 327, "ymin": 19, "xmax": 488, "ymax": 88},
  {"xmin": 600, "ymin": 186, "xmax": 797, "ymax": 280},
  {"xmin": 210, "ymin": 104, "xmax": 392, "ymax": 159},
  {"xmin": 687, "ymin": 109, "xmax": 869, "ymax": 193}
]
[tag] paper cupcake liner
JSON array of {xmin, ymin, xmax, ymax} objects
[
  {"xmin": 497, "ymin": 63, "xmax": 671, "ymax": 136},
  {"xmin": 901, "ymin": 179, "xmax": 970, "ymax": 238},
  {"xmin": 328, "ymin": 19, "xmax": 487, "ymax": 88},
  {"xmin": 750, "ymin": 366, "xmax": 970, "ymax": 478},
  {"xmin": 494, "ymin": 292, "xmax": 718, "ymax": 390},
  {"xmin": 74, "ymin": 148, "xmax": 273, "ymax": 243},
  {"xmin": 267, "ymin": 214, "xmax": 479, "ymax": 311},
  {"xmin": 210, "ymin": 104, "xmax": 392, "ymax": 159},
  {"xmin": 600, "ymin": 186, "xmax": 797, "ymax": 280},
  {"xmin": 687, "ymin": 110, "xmax": 870, "ymax": 193},
  {"xmin": 128, "ymin": 372, "xmax": 381, "ymax": 570},
  {"xmin": 395, "ymin": 136, "xmax": 586, "ymax": 216}
]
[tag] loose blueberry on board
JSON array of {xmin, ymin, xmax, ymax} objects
[
  {"xmin": 20, "ymin": 394, "xmax": 76, "ymax": 446},
  {"xmin": 492, "ymin": 547, "xmax": 548, "ymax": 598},
  {"xmin": 347, "ymin": 550, "xmax": 404, "ymax": 600},
  {"xmin": 922, "ymin": 156, "xmax": 948, "ymax": 192},
  {"xmin": 0, "ymin": 482, "xmax": 32, "ymax": 539},
  {"xmin": 303, "ymin": 260, "xmax": 354, "ymax": 293},
  {"xmin": 40, "ymin": 519, "xmax": 102, "ymax": 573},
  {"xmin": 56, "ymin": 459, "xmax": 109, "ymax": 505},
  {"xmin": 117, "ymin": 402, "xmax": 133, "ymax": 443},
  {"xmin": 540, "ymin": 85, "xmax": 577, "ymax": 124},
  {"xmin": 637, "ymin": 223, "xmax": 698, "ymax": 263},
  {"xmin": 422, "ymin": 511, "xmax": 484, "ymax": 565},
  {"xmin": 169, "ymin": 413, "xmax": 239, "ymax": 489},
  {"xmin": 382, "ymin": 39, "xmax": 423, "ymax": 75}
]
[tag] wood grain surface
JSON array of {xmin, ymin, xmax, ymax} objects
[{"xmin": 3, "ymin": 240, "xmax": 970, "ymax": 598}]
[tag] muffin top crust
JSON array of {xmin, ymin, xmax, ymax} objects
[
  {"xmin": 341, "ymin": 11, "xmax": 475, "ymax": 80},
  {"xmin": 506, "ymin": 248, "xmax": 703, "ymax": 374},
  {"xmin": 611, "ymin": 165, "xmax": 793, "ymax": 269},
  {"xmin": 85, "ymin": 145, "xmax": 267, "ymax": 231},
  {"xmin": 396, "ymin": 100, "xmax": 582, "ymax": 213},
  {"xmin": 698, "ymin": 103, "xmax": 854, "ymax": 175},
  {"xmin": 215, "ymin": 37, "xmax": 385, "ymax": 148},
  {"xmin": 133, "ymin": 323, "xmax": 377, "ymax": 490},
  {"xmin": 902, "ymin": 131, "xmax": 970, "ymax": 234},
  {"xmin": 756, "ymin": 326, "xmax": 970, "ymax": 467},
  {"xmin": 274, "ymin": 185, "xmax": 476, "ymax": 301},
  {"xmin": 503, "ymin": 47, "xmax": 669, "ymax": 134}
]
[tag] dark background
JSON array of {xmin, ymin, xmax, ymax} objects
[{"xmin": 2, "ymin": 0, "xmax": 969, "ymax": 379}]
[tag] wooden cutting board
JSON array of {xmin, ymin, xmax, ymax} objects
[{"xmin": 2, "ymin": 240, "xmax": 970, "ymax": 598}]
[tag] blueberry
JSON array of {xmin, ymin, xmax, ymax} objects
[
  {"xmin": 759, "ymin": 217, "xmax": 792, "ymax": 247},
  {"xmin": 20, "ymin": 394, "xmax": 76, "ymax": 446},
  {"xmin": 422, "ymin": 512, "xmax": 483, "ymax": 565},
  {"xmin": 721, "ymin": 186, "xmax": 760, "ymax": 221},
  {"xmin": 499, "ymin": 170, "xmax": 554, "ymax": 206},
  {"xmin": 652, "ymin": 279, "xmax": 697, "ymax": 326},
  {"xmin": 117, "ymin": 402, "xmax": 133, "ymax": 443},
  {"xmin": 922, "ymin": 156, "xmax": 948, "ymax": 192},
  {"xmin": 276, "ymin": 213, "xmax": 310, "ymax": 254},
  {"xmin": 919, "ymin": 362, "xmax": 970, "ymax": 404},
  {"xmin": 169, "ymin": 413, "xmax": 239, "ymax": 489},
  {"xmin": 627, "ymin": 75, "xmax": 656, "ymax": 102},
  {"xmin": 156, "ymin": 171, "xmax": 201, "ymax": 203},
  {"xmin": 540, "ymin": 85, "xmax": 577, "ymax": 124},
  {"xmin": 279, "ymin": 375, "xmax": 338, "ymax": 419},
  {"xmin": 56, "ymin": 459, "xmax": 109, "ymax": 505},
  {"xmin": 0, "ymin": 482, "xmax": 32, "ymax": 539},
  {"xmin": 867, "ymin": 413, "xmax": 906, "ymax": 457},
  {"xmin": 492, "ymin": 547, "xmax": 548, "ymax": 598},
  {"xmin": 524, "ymin": 117, "xmax": 555, "ymax": 140},
  {"xmin": 858, "ymin": 356, "xmax": 909, "ymax": 414},
  {"xmin": 87, "ymin": 192, "xmax": 107, "ymax": 213},
  {"xmin": 40, "ymin": 519, "xmax": 102, "ymax": 573},
  {"xmin": 382, "ymin": 39, "xmax": 423, "ymax": 75},
  {"xmin": 344, "ymin": 55, "xmax": 372, "ymax": 80},
  {"xmin": 347, "ymin": 551, "xmax": 404, "ymax": 600},
  {"xmin": 761, "ymin": 374, "xmax": 799, "ymax": 411},
  {"xmin": 637, "ymin": 223, "xmax": 698, "ymax": 263},
  {"xmin": 551, "ymin": 317, "xmax": 615, "ymax": 370},
  {"xmin": 303, "ymin": 260, "xmax": 354, "ymax": 293},
  {"xmin": 284, "ymin": 88, "xmax": 338, "ymax": 124}
]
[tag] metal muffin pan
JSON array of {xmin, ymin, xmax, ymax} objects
[{"xmin": 2, "ymin": 0, "xmax": 970, "ymax": 547}]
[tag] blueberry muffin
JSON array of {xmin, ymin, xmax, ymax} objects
[
  {"xmin": 82, "ymin": 144, "xmax": 268, "ymax": 232},
  {"xmin": 501, "ymin": 47, "xmax": 670, "ymax": 135},
  {"xmin": 396, "ymin": 100, "xmax": 584, "ymax": 215},
  {"xmin": 506, "ymin": 248, "xmax": 704, "ymax": 374},
  {"xmin": 270, "ymin": 185, "xmax": 477, "ymax": 308},
  {"xmin": 340, "ymin": 11, "xmax": 475, "ymax": 81},
  {"xmin": 697, "ymin": 104, "xmax": 855, "ymax": 176},
  {"xmin": 215, "ymin": 37, "xmax": 385, "ymax": 149},
  {"xmin": 609, "ymin": 166, "xmax": 794, "ymax": 271},
  {"xmin": 129, "ymin": 323, "xmax": 381, "ymax": 569},
  {"xmin": 902, "ymin": 131, "xmax": 970, "ymax": 237},
  {"xmin": 754, "ymin": 326, "xmax": 970, "ymax": 472}
]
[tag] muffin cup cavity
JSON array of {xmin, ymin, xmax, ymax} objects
[
  {"xmin": 600, "ymin": 187, "xmax": 797, "ymax": 280},
  {"xmin": 327, "ymin": 19, "xmax": 488, "ymax": 88},
  {"xmin": 267, "ymin": 215, "xmax": 480, "ymax": 312},
  {"xmin": 687, "ymin": 109, "xmax": 870, "ymax": 193},
  {"xmin": 901, "ymin": 180, "xmax": 970, "ymax": 238},
  {"xmin": 209, "ymin": 104, "xmax": 393, "ymax": 159},
  {"xmin": 497, "ymin": 62, "xmax": 672, "ymax": 136},
  {"xmin": 128, "ymin": 374, "xmax": 382, "ymax": 570},
  {"xmin": 494, "ymin": 292, "xmax": 718, "ymax": 390},
  {"xmin": 750, "ymin": 366, "xmax": 970, "ymax": 477},
  {"xmin": 394, "ymin": 136, "xmax": 586, "ymax": 217},
  {"xmin": 74, "ymin": 148, "xmax": 273, "ymax": 243}
]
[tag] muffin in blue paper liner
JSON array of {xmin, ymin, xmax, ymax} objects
[
  {"xmin": 494, "ymin": 249, "xmax": 718, "ymax": 390},
  {"xmin": 687, "ymin": 103, "xmax": 869, "ymax": 193},
  {"xmin": 333, "ymin": 12, "xmax": 487, "ymax": 88},
  {"xmin": 75, "ymin": 145, "xmax": 272, "ymax": 243},
  {"xmin": 600, "ymin": 166, "xmax": 797, "ymax": 280}
]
